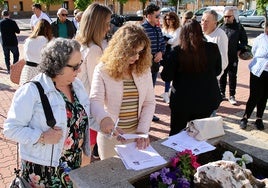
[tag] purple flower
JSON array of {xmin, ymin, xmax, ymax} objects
[
  {"xmin": 150, "ymin": 171, "xmax": 160, "ymax": 180},
  {"xmin": 176, "ymin": 178, "xmax": 190, "ymax": 188}
]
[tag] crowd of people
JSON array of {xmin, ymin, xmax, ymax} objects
[{"xmin": 1, "ymin": 2, "xmax": 267, "ymax": 187}]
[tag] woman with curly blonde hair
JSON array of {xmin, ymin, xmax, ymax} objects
[{"xmin": 90, "ymin": 23, "xmax": 155, "ymax": 160}]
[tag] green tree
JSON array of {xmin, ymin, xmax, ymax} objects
[
  {"xmin": 117, "ymin": 0, "xmax": 128, "ymax": 14},
  {"xmin": 0, "ymin": 0, "xmax": 5, "ymax": 11},
  {"xmin": 33, "ymin": 0, "xmax": 64, "ymax": 13},
  {"xmin": 74, "ymin": 0, "xmax": 92, "ymax": 11},
  {"xmin": 256, "ymin": 0, "xmax": 268, "ymax": 20}
]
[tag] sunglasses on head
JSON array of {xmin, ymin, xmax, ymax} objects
[
  {"xmin": 61, "ymin": 13, "xmax": 68, "ymax": 17},
  {"xmin": 66, "ymin": 61, "xmax": 83, "ymax": 71}
]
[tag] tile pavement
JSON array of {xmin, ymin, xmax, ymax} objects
[{"xmin": 0, "ymin": 30, "xmax": 267, "ymax": 188}]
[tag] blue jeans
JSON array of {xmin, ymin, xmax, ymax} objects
[
  {"xmin": 2, "ymin": 45, "xmax": 19, "ymax": 72},
  {"xmin": 164, "ymin": 81, "xmax": 171, "ymax": 92}
]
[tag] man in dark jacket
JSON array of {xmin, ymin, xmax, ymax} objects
[
  {"xmin": 142, "ymin": 3, "xmax": 166, "ymax": 122},
  {"xmin": 219, "ymin": 8, "xmax": 248, "ymax": 105},
  {"xmin": 51, "ymin": 8, "xmax": 75, "ymax": 39},
  {"xmin": 0, "ymin": 10, "xmax": 20, "ymax": 74}
]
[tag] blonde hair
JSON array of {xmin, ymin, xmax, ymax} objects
[
  {"xmin": 100, "ymin": 23, "xmax": 152, "ymax": 80},
  {"xmin": 76, "ymin": 3, "xmax": 112, "ymax": 49}
]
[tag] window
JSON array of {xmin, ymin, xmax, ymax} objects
[
  {"xmin": 4, "ymin": 1, "xmax": 9, "ymax": 10},
  {"xmin": 19, "ymin": 1, "xmax": 23, "ymax": 11},
  {"xmin": 62, "ymin": 1, "xmax": 69, "ymax": 10}
]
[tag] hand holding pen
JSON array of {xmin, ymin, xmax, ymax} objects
[{"xmin": 100, "ymin": 117, "xmax": 125, "ymax": 141}]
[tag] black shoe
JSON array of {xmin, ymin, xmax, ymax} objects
[
  {"xmin": 255, "ymin": 119, "xmax": 264, "ymax": 130},
  {"xmin": 152, "ymin": 115, "xmax": 160, "ymax": 122},
  {"xmin": 240, "ymin": 118, "xmax": 248, "ymax": 129},
  {"xmin": 92, "ymin": 144, "xmax": 100, "ymax": 159}
]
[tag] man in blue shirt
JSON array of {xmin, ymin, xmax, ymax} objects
[{"xmin": 142, "ymin": 3, "xmax": 166, "ymax": 122}]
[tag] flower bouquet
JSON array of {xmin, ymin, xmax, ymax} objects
[
  {"xmin": 150, "ymin": 149, "xmax": 200, "ymax": 188},
  {"xmin": 222, "ymin": 151, "xmax": 253, "ymax": 168}
]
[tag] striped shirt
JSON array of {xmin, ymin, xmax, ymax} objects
[
  {"xmin": 142, "ymin": 20, "xmax": 166, "ymax": 55},
  {"xmin": 118, "ymin": 79, "xmax": 138, "ymax": 133}
]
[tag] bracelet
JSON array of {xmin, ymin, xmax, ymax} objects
[{"xmin": 40, "ymin": 133, "xmax": 45, "ymax": 145}]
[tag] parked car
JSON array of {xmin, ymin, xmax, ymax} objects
[
  {"xmin": 239, "ymin": 9, "xmax": 266, "ymax": 28},
  {"xmin": 194, "ymin": 6, "xmax": 239, "ymax": 22}
]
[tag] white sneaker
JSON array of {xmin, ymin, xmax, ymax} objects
[
  {"xmin": 162, "ymin": 92, "xmax": 170, "ymax": 104},
  {"xmin": 229, "ymin": 96, "xmax": 237, "ymax": 105}
]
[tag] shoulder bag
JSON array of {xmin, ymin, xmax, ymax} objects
[
  {"xmin": 186, "ymin": 116, "xmax": 225, "ymax": 141},
  {"xmin": 10, "ymin": 59, "xmax": 26, "ymax": 85}
]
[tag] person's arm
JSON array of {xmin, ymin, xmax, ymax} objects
[
  {"xmin": 4, "ymin": 84, "xmax": 46, "ymax": 145},
  {"xmin": 238, "ymin": 24, "xmax": 248, "ymax": 49},
  {"xmin": 212, "ymin": 43, "xmax": 222, "ymax": 76},
  {"xmin": 89, "ymin": 64, "xmax": 110, "ymax": 124},
  {"xmin": 161, "ymin": 47, "xmax": 178, "ymax": 82},
  {"xmin": 216, "ymin": 30, "xmax": 228, "ymax": 77},
  {"xmin": 136, "ymin": 70, "xmax": 156, "ymax": 134},
  {"xmin": 85, "ymin": 45, "xmax": 103, "ymax": 87},
  {"xmin": 14, "ymin": 21, "xmax": 20, "ymax": 34}
]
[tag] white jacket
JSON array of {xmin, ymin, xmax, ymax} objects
[{"xmin": 4, "ymin": 73, "xmax": 97, "ymax": 167}]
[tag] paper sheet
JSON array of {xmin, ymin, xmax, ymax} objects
[
  {"xmin": 161, "ymin": 131, "xmax": 216, "ymax": 155},
  {"xmin": 119, "ymin": 134, "xmax": 148, "ymax": 140},
  {"xmin": 115, "ymin": 142, "xmax": 166, "ymax": 170}
]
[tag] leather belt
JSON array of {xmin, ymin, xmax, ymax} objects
[{"xmin": 26, "ymin": 61, "xmax": 38, "ymax": 67}]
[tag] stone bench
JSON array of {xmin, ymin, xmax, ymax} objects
[{"xmin": 70, "ymin": 123, "xmax": 268, "ymax": 187}]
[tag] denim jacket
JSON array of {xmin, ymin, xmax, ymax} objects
[{"xmin": 4, "ymin": 73, "xmax": 97, "ymax": 167}]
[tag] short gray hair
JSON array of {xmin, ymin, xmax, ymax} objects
[
  {"xmin": 39, "ymin": 38, "xmax": 81, "ymax": 78},
  {"xmin": 203, "ymin": 10, "xmax": 218, "ymax": 21},
  {"xmin": 57, "ymin": 8, "xmax": 68, "ymax": 15}
]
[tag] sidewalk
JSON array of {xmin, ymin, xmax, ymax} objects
[{"xmin": 0, "ymin": 30, "xmax": 267, "ymax": 187}]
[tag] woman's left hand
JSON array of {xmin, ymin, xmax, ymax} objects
[{"xmin": 135, "ymin": 137, "xmax": 150, "ymax": 150}]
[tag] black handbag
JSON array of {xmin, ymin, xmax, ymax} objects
[{"xmin": 9, "ymin": 81, "xmax": 56, "ymax": 188}]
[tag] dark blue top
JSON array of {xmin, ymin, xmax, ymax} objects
[{"xmin": 0, "ymin": 18, "xmax": 20, "ymax": 46}]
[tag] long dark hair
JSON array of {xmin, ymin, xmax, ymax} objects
[{"xmin": 179, "ymin": 19, "xmax": 207, "ymax": 72}]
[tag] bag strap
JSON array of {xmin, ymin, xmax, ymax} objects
[{"xmin": 31, "ymin": 81, "xmax": 56, "ymax": 128}]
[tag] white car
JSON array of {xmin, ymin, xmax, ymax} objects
[{"xmin": 194, "ymin": 6, "xmax": 239, "ymax": 22}]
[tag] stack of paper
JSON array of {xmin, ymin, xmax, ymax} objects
[
  {"xmin": 161, "ymin": 131, "xmax": 216, "ymax": 155},
  {"xmin": 115, "ymin": 142, "xmax": 167, "ymax": 170}
]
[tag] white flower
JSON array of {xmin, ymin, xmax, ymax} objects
[
  {"xmin": 242, "ymin": 154, "xmax": 253, "ymax": 164},
  {"xmin": 222, "ymin": 151, "xmax": 236, "ymax": 162}
]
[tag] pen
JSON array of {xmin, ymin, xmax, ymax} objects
[{"xmin": 110, "ymin": 118, "xmax": 119, "ymax": 137}]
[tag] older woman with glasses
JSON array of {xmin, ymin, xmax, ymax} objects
[
  {"xmin": 90, "ymin": 23, "xmax": 155, "ymax": 160},
  {"xmin": 4, "ymin": 38, "xmax": 97, "ymax": 187}
]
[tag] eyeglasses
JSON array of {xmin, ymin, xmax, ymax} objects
[
  {"xmin": 224, "ymin": 15, "xmax": 233, "ymax": 18},
  {"xmin": 66, "ymin": 61, "xmax": 83, "ymax": 71},
  {"xmin": 130, "ymin": 49, "xmax": 145, "ymax": 57},
  {"xmin": 61, "ymin": 14, "xmax": 68, "ymax": 17},
  {"xmin": 155, "ymin": 14, "xmax": 160, "ymax": 19}
]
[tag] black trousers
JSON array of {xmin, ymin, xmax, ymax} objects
[
  {"xmin": 219, "ymin": 61, "xmax": 238, "ymax": 96},
  {"xmin": 244, "ymin": 71, "xmax": 268, "ymax": 119}
]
